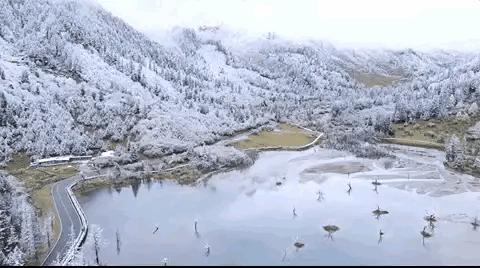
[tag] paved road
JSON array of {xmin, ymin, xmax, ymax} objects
[{"xmin": 42, "ymin": 176, "xmax": 82, "ymax": 266}]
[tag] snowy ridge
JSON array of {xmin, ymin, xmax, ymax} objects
[
  {"xmin": 1, "ymin": 0, "xmax": 480, "ymax": 166},
  {"xmin": 1, "ymin": 0, "xmax": 480, "ymax": 265}
]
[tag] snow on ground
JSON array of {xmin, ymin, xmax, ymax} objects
[{"xmin": 99, "ymin": 150, "xmax": 115, "ymax": 158}]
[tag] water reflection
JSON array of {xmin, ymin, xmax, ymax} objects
[
  {"xmin": 115, "ymin": 228, "xmax": 121, "ymax": 255},
  {"xmin": 378, "ymin": 230, "xmax": 384, "ymax": 244},
  {"xmin": 421, "ymin": 226, "xmax": 433, "ymax": 246},
  {"xmin": 372, "ymin": 179, "xmax": 381, "ymax": 195},
  {"xmin": 78, "ymin": 148, "xmax": 480, "ymax": 265},
  {"xmin": 281, "ymin": 248, "xmax": 287, "ymax": 262},
  {"xmin": 131, "ymin": 180, "xmax": 141, "ymax": 198},
  {"xmin": 204, "ymin": 243, "xmax": 211, "ymax": 257},
  {"xmin": 317, "ymin": 190, "xmax": 325, "ymax": 202},
  {"xmin": 424, "ymin": 214, "xmax": 437, "ymax": 231}
]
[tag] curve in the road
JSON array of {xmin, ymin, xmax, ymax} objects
[{"xmin": 42, "ymin": 177, "xmax": 83, "ymax": 266}]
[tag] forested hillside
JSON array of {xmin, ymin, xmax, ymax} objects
[
  {"xmin": 1, "ymin": 0, "xmax": 480, "ymax": 165},
  {"xmin": 2, "ymin": 0, "xmax": 480, "ymax": 264},
  {"xmin": 0, "ymin": 172, "xmax": 43, "ymax": 265}
]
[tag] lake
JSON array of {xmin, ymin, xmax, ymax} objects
[{"xmin": 78, "ymin": 145, "xmax": 480, "ymax": 265}]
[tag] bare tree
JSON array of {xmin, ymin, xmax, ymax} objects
[
  {"xmin": 93, "ymin": 229, "xmax": 101, "ymax": 265},
  {"xmin": 0, "ymin": 66, "xmax": 5, "ymax": 80},
  {"xmin": 115, "ymin": 228, "xmax": 121, "ymax": 255}
]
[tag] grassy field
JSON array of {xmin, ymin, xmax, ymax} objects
[
  {"xmin": 382, "ymin": 137, "xmax": 444, "ymax": 150},
  {"xmin": 353, "ymin": 71, "xmax": 402, "ymax": 88},
  {"xmin": 390, "ymin": 117, "xmax": 480, "ymax": 149},
  {"xmin": 3, "ymin": 153, "xmax": 78, "ymax": 263},
  {"xmin": 5, "ymin": 153, "xmax": 78, "ymax": 192},
  {"xmin": 231, "ymin": 123, "xmax": 317, "ymax": 150}
]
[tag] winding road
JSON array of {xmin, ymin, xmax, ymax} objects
[{"xmin": 42, "ymin": 176, "xmax": 83, "ymax": 266}]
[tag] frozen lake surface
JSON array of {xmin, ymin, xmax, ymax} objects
[{"xmin": 78, "ymin": 145, "xmax": 480, "ymax": 265}]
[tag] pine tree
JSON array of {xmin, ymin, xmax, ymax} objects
[
  {"xmin": 445, "ymin": 134, "xmax": 463, "ymax": 165},
  {"xmin": 20, "ymin": 70, "xmax": 29, "ymax": 84},
  {"xmin": 0, "ymin": 66, "xmax": 5, "ymax": 80}
]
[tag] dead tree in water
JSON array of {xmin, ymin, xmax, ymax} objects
[
  {"xmin": 373, "ymin": 184, "xmax": 379, "ymax": 194},
  {"xmin": 424, "ymin": 213, "xmax": 437, "ymax": 230},
  {"xmin": 472, "ymin": 217, "xmax": 479, "ymax": 230},
  {"xmin": 323, "ymin": 225, "xmax": 340, "ymax": 240},
  {"xmin": 204, "ymin": 243, "xmax": 211, "ymax": 257},
  {"xmin": 424, "ymin": 214, "xmax": 437, "ymax": 223},
  {"xmin": 116, "ymin": 228, "xmax": 121, "ymax": 255},
  {"xmin": 317, "ymin": 191, "xmax": 325, "ymax": 201},
  {"xmin": 293, "ymin": 235, "xmax": 305, "ymax": 250},
  {"xmin": 378, "ymin": 229, "xmax": 384, "ymax": 244},
  {"xmin": 93, "ymin": 228, "xmax": 102, "ymax": 265},
  {"xmin": 372, "ymin": 205, "xmax": 389, "ymax": 220},
  {"xmin": 420, "ymin": 226, "xmax": 433, "ymax": 245}
]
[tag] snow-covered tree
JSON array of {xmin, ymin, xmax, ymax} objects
[
  {"xmin": 445, "ymin": 134, "xmax": 464, "ymax": 166},
  {"xmin": 0, "ymin": 173, "xmax": 43, "ymax": 265},
  {"xmin": 468, "ymin": 102, "xmax": 479, "ymax": 116},
  {"xmin": 20, "ymin": 70, "xmax": 30, "ymax": 84},
  {"xmin": 0, "ymin": 65, "xmax": 5, "ymax": 80}
]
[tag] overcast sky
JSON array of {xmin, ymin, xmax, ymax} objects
[{"xmin": 94, "ymin": 0, "xmax": 480, "ymax": 49}]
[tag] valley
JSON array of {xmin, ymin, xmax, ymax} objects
[{"xmin": 1, "ymin": 0, "xmax": 480, "ymax": 266}]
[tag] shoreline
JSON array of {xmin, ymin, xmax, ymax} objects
[
  {"xmin": 10, "ymin": 121, "xmax": 478, "ymax": 265},
  {"xmin": 381, "ymin": 137, "xmax": 444, "ymax": 150},
  {"xmin": 74, "ymin": 122, "xmax": 322, "ymax": 195},
  {"xmin": 39, "ymin": 136, "xmax": 480, "ymax": 265}
]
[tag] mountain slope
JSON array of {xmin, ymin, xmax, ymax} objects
[{"xmin": 1, "ymin": 0, "xmax": 480, "ymax": 165}]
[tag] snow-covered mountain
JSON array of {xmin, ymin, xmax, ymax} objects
[
  {"xmin": 2, "ymin": 0, "xmax": 480, "ymax": 265},
  {"xmin": 1, "ymin": 0, "xmax": 480, "ymax": 164}
]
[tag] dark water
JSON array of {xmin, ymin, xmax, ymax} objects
[{"xmin": 78, "ymin": 148, "xmax": 480, "ymax": 265}]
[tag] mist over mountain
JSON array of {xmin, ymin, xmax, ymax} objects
[
  {"xmin": 2, "ymin": 0, "xmax": 480, "ymax": 265},
  {"xmin": 0, "ymin": 0, "xmax": 479, "ymax": 164},
  {"xmin": 1, "ymin": 0, "xmax": 479, "ymax": 165}
]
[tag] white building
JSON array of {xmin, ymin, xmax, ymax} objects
[{"xmin": 30, "ymin": 155, "xmax": 93, "ymax": 167}]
